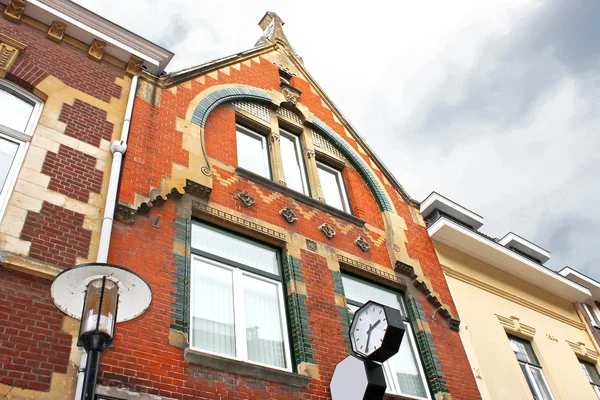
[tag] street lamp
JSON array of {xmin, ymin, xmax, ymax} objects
[{"xmin": 51, "ymin": 263, "xmax": 152, "ymax": 400}]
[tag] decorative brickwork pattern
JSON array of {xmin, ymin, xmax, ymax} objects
[
  {"xmin": 277, "ymin": 107, "xmax": 302, "ymax": 124},
  {"xmin": 42, "ymin": 144, "xmax": 103, "ymax": 203},
  {"xmin": 192, "ymin": 87, "xmax": 271, "ymax": 128},
  {"xmin": 331, "ymin": 270, "xmax": 351, "ymax": 352},
  {"xmin": 170, "ymin": 217, "xmax": 190, "ymax": 333},
  {"xmin": 406, "ymin": 295, "xmax": 449, "ymax": 395},
  {"xmin": 0, "ymin": 268, "xmax": 71, "ymax": 391},
  {"xmin": 283, "ymin": 255, "xmax": 316, "ymax": 365},
  {"xmin": 233, "ymin": 101, "xmax": 270, "ymax": 123},
  {"xmin": 58, "ymin": 100, "xmax": 114, "ymax": 147},
  {"xmin": 312, "ymin": 129, "xmax": 345, "ymax": 160},
  {"xmin": 20, "ymin": 201, "xmax": 91, "ymax": 268},
  {"xmin": 0, "ymin": 17, "xmax": 122, "ymax": 101}
]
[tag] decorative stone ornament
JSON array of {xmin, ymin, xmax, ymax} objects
[
  {"xmin": 330, "ymin": 355, "xmax": 386, "ymax": 400},
  {"xmin": 279, "ymin": 207, "xmax": 297, "ymax": 223},
  {"xmin": 47, "ymin": 21, "xmax": 67, "ymax": 42},
  {"xmin": 349, "ymin": 301, "xmax": 405, "ymax": 363},
  {"xmin": 319, "ymin": 223, "xmax": 335, "ymax": 238},
  {"xmin": 3, "ymin": 0, "xmax": 25, "ymax": 23},
  {"xmin": 270, "ymin": 131, "xmax": 281, "ymax": 143},
  {"xmin": 305, "ymin": 148, "xmax": 315, "ymax": 158},
  {"xmin": 0, "ymin": 33, "xmax": 26, "ymax": 79},
  {"xmin": 306, "ymin": 239, "xmax": 317, "ymax": 252},
  {"xmin": 355, "ymin": 236, "xmax": 370, "ymax": 252},
  {"xmin": 236, "ymin": 190, "xmax": 256, "ymax": 207},
  {"xmin": 282, "ymin": 86, "xmax": 300, "ymax": 105},
  {"xmin": 88, "ymin": 39, "xmax": 106, "ymax": 61},
  {"xmin": 126, "ymin": 55, "xmax": 144, "ymax": 76}
]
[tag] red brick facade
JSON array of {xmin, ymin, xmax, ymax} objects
[
  {"xmin": 103, "ymin": 45, "xmax": 482, "ymax": 399},
  {"xmin": 0, "ymin": 1, "xmax": 136, "ymax": 395},
  {"xmin": 0, "ymin": 268, "xmax": 71, "ymax": 391}
]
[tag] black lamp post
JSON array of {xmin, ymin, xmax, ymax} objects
[{"xmin": 51, "ymin": 263, "xmax": 152, "ymax": 400}]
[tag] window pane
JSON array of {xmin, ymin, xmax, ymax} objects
[
  {"xmin": 581, "ymin": 360, "xmax": 600, "ymax": 386},
  {"xmin": 0, "ymin": 88, "xmax": 34, "ymax": 133},
  {"xmin": 594, "ymin": 385, "xmax": 600, "ymax": 400},
  {"xmin": 0, "ymin": 137, "xmax": 19, "ymax": 192},
  {"xmin": 509, "ymin": 336, "xmax": 539, "ymax": 365},
  {"xmin": 191, "ymin": 260, "xmax": 235, "ymax": 356},
  {"xmin": 243, "ymin": 274, "xmax": 286, "ymax": 368},
  {"xmin": 388, "ymin": 325, "xmax": 427, "ymax": 398},
  {"xmin": 236, "ymin": 126, "xmax": 269, "ymax": 178},
  {"xmin": 317, "ymin": 163, "xmax": 348, "ymax": 212},
  {"xmin": 280, "ymin": 131, "xmax": 307, "ymax": 194},
  {"xmin": 519, "ymin": 363, "xmax": 540, "ymax": 399},
  {"xmin": 191, "ymin": 222, "xmax": 279, "ymax": 275},
  {"xmin": 530, "ymin": 366, "xmax": 553, "ymax": 400},
  {"xmin": 342, "ymin": 274, "xmax": 404, "ymax": 313}
]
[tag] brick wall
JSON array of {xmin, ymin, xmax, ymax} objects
[
  {"xmin": 59, "ymin": 100, "xmax": 115, "ymax": 147},
  {"xmin": 107, "ymin": 53, "xmax": 482, "ymax": 400},
  {"xmin": 0, "ymin": 268, "xmax": 71, "ymax": 391}
]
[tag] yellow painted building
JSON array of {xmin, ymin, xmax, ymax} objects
[{"xmin": 421, "ymin": 192, "xmax": 600, "ymax": 400}]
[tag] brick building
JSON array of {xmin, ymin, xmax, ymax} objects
[
  {"xmin": 93, "ymin": 11, "xmax": 483, "ymax": 400},
  {"xmin": 0, "ymin": 0, "xmax": 171, "ymax": 398}
]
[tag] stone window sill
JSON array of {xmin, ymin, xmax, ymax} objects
[
  {"xmin": 236, "ymin": 167, "xmax": 366, "ymax": 227},
  {"xmin": 184, "ymin": 348, "xmax": 311, "ymax": 388}
]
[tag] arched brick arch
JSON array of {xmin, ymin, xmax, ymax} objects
[{"xmin": 190, "ymin": 85, "xmax": 394, "ymax": 213}]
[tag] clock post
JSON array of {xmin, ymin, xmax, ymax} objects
[{"xmin": 330, "ymin": 300, "xmax": 405, "ymax": 400}]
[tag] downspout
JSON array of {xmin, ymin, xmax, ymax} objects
[{"xmin": 74, "ymin": 74, "xmax": 139, "ymax": 400}]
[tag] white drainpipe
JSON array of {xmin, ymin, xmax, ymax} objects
[{"xmin": 73, "ymin": 74, "xmax": 139, "ymax": 400}]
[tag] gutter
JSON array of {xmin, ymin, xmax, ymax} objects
[{"xmin": 73, "ymin": 74, "xmax": 139, "ymax": 400}]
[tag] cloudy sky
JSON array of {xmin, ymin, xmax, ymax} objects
[{"xmin": 75, "ymin": 0, "xmax": 600, "ymax": 279}]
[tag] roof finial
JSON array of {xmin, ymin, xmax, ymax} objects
[{"xmin": 256, "ymin": 12, "xmax": 300, "ymax": 61}]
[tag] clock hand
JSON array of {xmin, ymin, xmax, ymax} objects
[
  {"xmin": 368, "ymin": 319, "xmax": 381, "ymax": 334},
  {"xmin": 365, "ymin": 324, "xmax": 372, "ymax": 354}
]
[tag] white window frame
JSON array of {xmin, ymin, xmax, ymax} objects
[
  {"xmin": 0, "ymin": 79, "xmax": 43, "ymax": 222},
  {"xmin": 579, "ymin": 359, "xmax": 600, "ymax": 399},
  {"xmin": 509, "ymin": 336, "xmax": 555, "ymax": 400},
  {"xmin": 189, "ymin": 232, "xmax": 292, "ymax": 373},
  {"xmin": 279, "ymin": 129, "xmax": 309, "ymax": 195},
  {"xmin": 584, "ymin": 303, "xmax": 600, "ymax": 328},
  {"xmin": 236, "ymin": 124, "xmax": 271, "ymax": 179},
  {"xmin": 316, "ymin": 161, "xmax": 351, "ymax": 213},
  {"xmin": 343, "ymin": 275, "xmax": 431, "ymax": 400}
]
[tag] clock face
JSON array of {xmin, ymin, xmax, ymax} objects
[{"xmin": 350, "ymin": 302, "xmax": 389, "ymax": 358}]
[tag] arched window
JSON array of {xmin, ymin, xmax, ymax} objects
[{"xmin": 0, "ymin": 79, "xmax": 43, "ymax": 219}]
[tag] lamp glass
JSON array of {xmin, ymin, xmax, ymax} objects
[{"xmin": 80, "ymin": 277, "xmax": 118, "ymax": 339}]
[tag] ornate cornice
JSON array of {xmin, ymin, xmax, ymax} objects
[
  {"xmin": 443, "ymin": 265, "xmax": 586, "ymax": 330},
  {"xmin": 338, "ymin": 255, "xmax": 407, "ymax": 289},
  {"xmin": 566, "ymin": 340, "xmax": 599, "ymax": 362}
]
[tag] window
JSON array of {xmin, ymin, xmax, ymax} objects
[
  {"xmin": 580, "ymin": 360, "xmax": 600, "ymax": 399},
  {"xmin": 584, "ymin": 303, "xmax": 600, "ymax": 328},
  {"xmin": 508, "ymin": 335, "xmax": 554, "ymax": 400},
  {"xmin": 317, "ymin": 161, "xmax": 350, "ymax": 213},
  {"xmin": 0, "ymin": 79, "xmax": 42, "ymax": 220},
  {"xmin": 236, "ymin": 124, "xmax": 271, "ymax": 178},
  {"xmin": 279, "ymin": 129, "xmax": 309, "ymax": 195},
  {"xmin": 342, "ymin": 274, "xmax": 431, "ymax": 399},
  {"xmin": 190, "ymin": 221, "xmax": 291, "ymax": 371}
]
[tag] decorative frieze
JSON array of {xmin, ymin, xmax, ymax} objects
[
  {"xmin": 3, "ymin": 0, "xmax": 25, "ymax": 23},
  {"xmin": 126, "ymin": 55, "xmax": 144, "ymax": 76},
  {"xmin": 88, "ymin": 39, "xmax": 106, "ymax": 61},
  {"xmin": 279, "ymin": 207, "xmax": 297, "ymax": 223},
  {"xmin": 192, "ymin": 202, "xmax": 286, "ymax": 241},
  {"xmin": 185, "ymin": 179, "xmax": 211, "ymax": 200},
  {"xmin": 0, "ymin": 33, "xmax": 26, "ymax": 79},
  {"xmin": 566, "ymin": 340, "xmax": 599, "ymax": 362},
  {"xmin": 338, "ymin": 255, "xmax": 407, "ymax": 288},
  {"xmin": 319, "ymin": 223, "xmax": 335, "ymax": 238},
  {"xmin": 354, "ymin": 236, "xmax": 370, "ymax": 252},
  {"xmin": 47, "ymin": 21, "xmax": 67, "ymax": 42},
  {"xmin": 496, "ymin": 315, "xmax": 536, "ymax": 339},
  {"xmin": 236, "ymin": 190, "xmax": 255, "ymax": 207}
]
